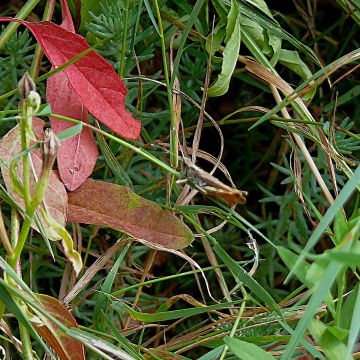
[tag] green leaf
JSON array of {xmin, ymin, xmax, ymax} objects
[
  {"xmin": 286, "ymin": 165, "xmax": 360, "ymax": 282},
  {"xmin": 324, "ymin": 248, "xmax": 360, "ymax": 266},
  {"xmin": 224, "ymin": 0, "xmax": 238, "ymax": 43},
  {"xmin": 143, "ymin": 0, "xmax": 160, "ymax": 35},
  {"xmin": 334, "ymin": 212, "xmax": 350, "ymax": 244},
  {"xmin": 211, "ymin": 240, "xmax": 282, "ymax": 318},
  {"xmin": 224, "ymin": 337, "xmax": 276, "ymax": 360},
  {"xmin": 308, "ymin": 320, "xmax": 348, "ymax": 360},
  {"xmin": 278, "ymin": 49, "xmax": 312, "ymax": 80},
  {"xmin": 0, "ymin": 282, "xmax": 39, "ymax": 338},
  {"xmin": 56, "ymin": 123, "xmax": 83, "ymax": 141},
  {"xmin": 282, "ymin": 246, "xmax": 351, "ymax": 360},
  {"xmin": 96, "ymin": 131, "xmax": 133, "ymax": 188},
  {"xmin": 206, "ymin": 24, "xmax": 225, "ymax": 56},
  {"xmin": 340, "ymin": 284, "xmax": 359, "ymax": 330},
  {"xmin": 346, "ymin": 285, "xmax": 360, "ymax": 359},
  {"xmin": 208, "ymin": 0, "xmax": 240, "ymax": 96},
  {"xmin": 198, "ymin": 346, "xmax": 225, "ymax": 360},
  {"xmin": 93, "ymin": 244, "xmax": 130, "ymax": 331},
  {"xmin": 241, "ymin": 0, "xmax": 281, "ymax": 59},
  {"xmin": 112, "ymin": 300, "xmax": 241, "ymax": 322},
  {"xmin": 171, "ymin": 0, "xmax": 207, "ymax": 85},
  {"xmin": 101, "ymin": 311, "xmax": 141, "ymax": 360},
  {"xmin": 80, "ymin": 0, "xmax": 103, "ymax": 29},
  {"xmin": 277, "ymin": 246, "xmax": 309, "ymax": 284}
]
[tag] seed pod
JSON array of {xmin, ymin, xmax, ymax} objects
[
  {"xmin": 41, "ymin": 129, "xmax": 61, "ymax": 173},
  {"xmin": 18, "ymin": 72, "xmax": 36, "ymax": 100}
]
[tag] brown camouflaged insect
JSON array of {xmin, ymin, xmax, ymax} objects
[{"xmin": 178, "ymin": 157, "xmax": 248, "ymax": 207}]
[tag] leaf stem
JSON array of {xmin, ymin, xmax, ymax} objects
[
  {"xmin": 119, "ymin": 0, "xmax": 130, "ymax": 78},
  {"xmin": 19, "ymin": 102, "xmax": 32, "ymax": 211},
  {"xmin": 0, "ymin": 208, "xmax": 13, "ymax": 256},
  {"xmin": 9, "ymin": 149, "xmax": 55, "ymax": 268},
  {"xmin": 30, "ymin": 0, "xmax": 56, "ymax": 79},
  {"xmin": 0, "ymin": 0, "xmax": 41, "ymax": 50},
  {"xmin": 19, "ymin": 323, "xmax": 34, "ymax": 359},
  {"xmin": 48, "ymin": 113, "xmax": 181, "ymax": 177},
  {"xmin": 152, "ymin": 0, "xmax": 177, "ymax": 169},
  {"xmin": 219, "ymin": 286, "xmax": 247, "ymax": 360}
]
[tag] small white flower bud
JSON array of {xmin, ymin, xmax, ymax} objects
[{"xmin": 26, "ymin": 90, "xmax": 41, "ymax": 112}]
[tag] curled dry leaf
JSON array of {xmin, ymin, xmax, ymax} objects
[
  {"xmin": 34, "ymin": 294, "xmax": 85, "ymax": 360},
  {"xmin": 67, "ymin": 179, "xmax": 194, "ymax": 250},
  {"xmin": 0, "ymin": 117, "xmax": 67, "ymax": 229}
]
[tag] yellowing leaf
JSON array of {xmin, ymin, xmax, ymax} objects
[{"xmin": 67, "ymin": 179, "xmax": 194, "ymax": 250}]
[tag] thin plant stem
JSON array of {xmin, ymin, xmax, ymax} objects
[
  {"xmin": 19, "ymin": 323, "xmax": 34, "ymax": 359},
  {"xmin": 270, "ymin": 84, "xmax": 335, "ymax": 204},
  {"xmin": 0, "ymin": 0, "xmax": 42, "ymax": 50},
  {"xmin": 8, "ymin": 217, "xmax": 33, "ymax": 270},
  {"xmin": 124, "ymin": 249, "xmax": 157, "ymax": 330},
  {"xmin": 19, "ymin": 103, "xmax": 32, "ymax": 211},
  {"xmin": 48, "ymin": 113, "xmax": 181, "ymax": 177},
  {"xmin": 0, "ymin": 208, "xmax": 13, "ymax": 256},
  {"xmin": 152, "ymin": 0, "xmax": 177, "ymax": 169},
  {"xmin": 0, "ymin": 44, "xmax": 98, "ymax": 103},
  {"xmin": 111, "ymin": 263, "xmax": 230, "ymax": 297},
  {"xmin": 30, "ymin": 0, "xmax": 56, "ymax": 79},
  {"xmin": 10, "ymin": 164, "xmax": 54, "ymax": 267},
  {"xmin": 219, "ymin": 286, "xmax": 248, "ymax": 360},
  {"xmin": 119, "ymin": 0, "xmax": 130, "ymax": 78}
]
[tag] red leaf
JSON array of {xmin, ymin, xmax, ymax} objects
[
  {"xmin": 0, "ymin": 17, "xmax": 141, "ymax": 140},
  {"xmin": 35, "ymin": 294, "xmax": 85, "ymax": 360},
  {"xmin": 59, "ymin": 0, "xmax": 75, "ymax": 32},
  {"xmin": 0, "ymin": 118, "xmax": 67, "ymax": 228},
  {"xmin": 47, "ymin": 3, "xmax": 98, "ymax": 191},
  {"xmin": 67, "ymin": 179, "xmax": 194, "ymax": 250},
  {"xmin": 47, "ymin": 69, "xmax": 98, "ymax": 191}
]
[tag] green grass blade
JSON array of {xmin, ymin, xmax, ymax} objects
[
  {"xmin": 286, "ymin": 165, "xmax": 360, "ymax": 282},
  {"xmin": 281, "ymin": 246, "xmax": 351, "ymax": 360},
  {"xmin": 346, "ymin": 285, "xmax": 360, "ymax": 359},
  {"xmin": 224, "ymin": 336, "xmax": 276, "ymax": 359},
  {"xmin": 171, "ymin": 0, "xmax": 207, "ymax": 86}
]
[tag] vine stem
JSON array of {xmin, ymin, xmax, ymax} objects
[
  {"xmin": 152, "ymin": 0, "xmax": 177, "ymax": 170},
  {"xmin": 0, "ymin": 0, "xmax": 41, "ymax": 50},
  {"xmin": 270, "ymin": 85, "xmax": 334, "ymax": 204},
  {"xmin": 49, "ymin": 113, "xmax": 181, "ymax": 178},
  {"xmin": 19, "ymin": 323, "xmax": 35, "ymax": 359},
  {"xmin": 219, "ymin": 286, "xmax": 248, "ymax": 360},
  {"xmin": 20, "ymin": 103, "xmax": 32, "ymax": 211},
  {"xmin": 119, "ymin": 0, "xmax": 130, "ymax": 78},
  {"xmin": 30, "ymin": 0, "xmax": 56, "ymax": 79}
]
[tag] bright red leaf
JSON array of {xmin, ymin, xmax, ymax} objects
[
  {"xmin": 67, "ymin": 179, "xmax": 194, "ymax": 250},
  {"xmin": 47, "ymin": 70, "xmax": 98, "ymax": 191},
  {"xmin": 47, "ymin": 1, "xmax": 98, "ymax": 191},
  {"xmin": 0, "ymin": 17, "xmax": 141, "ymax": 140}
]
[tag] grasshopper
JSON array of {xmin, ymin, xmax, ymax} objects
[{"xmin": 178, "ymin": 157, "xmax": 248, "ymax": 206}]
